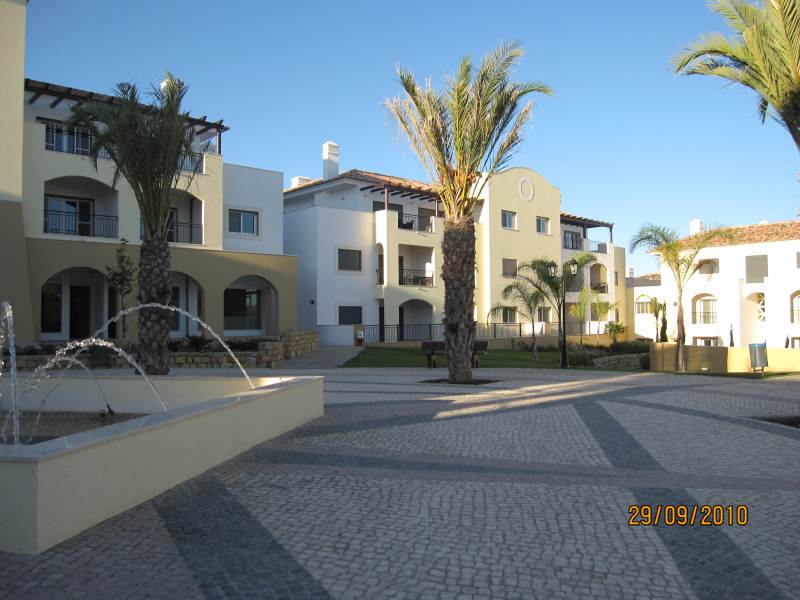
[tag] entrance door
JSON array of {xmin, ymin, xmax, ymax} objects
[
  {"xmin": 69, "ymin": 285, "xmax": 91, "ymax": 339},
  {"xmin": 378, "ymin": 306, "xmax": 385, "ymax": 342},
  {"xmin": 398, "ymin": 256, "xmax": 404, "ymax": 285},
  {"xmin": 398, "ymin": 305, "xmax": 405, "ymax": 342}
]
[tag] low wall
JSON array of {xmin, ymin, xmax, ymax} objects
[
  {"xmin": 0, "ymin": 376, "xmax": 323, "ymax": 554},
  {"xmin": 317, "ymin": 325, "xmax": 356, "ymax": 346},
  {"xmin": 650, "ymin": 343, "xmax": 800, "ymax": 374},
  {"xmin": 593, "ymin": 353, "xmax": 648, "ymax": 370}
]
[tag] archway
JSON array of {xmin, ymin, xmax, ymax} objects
[
  {"xmin": 40, "ymin": 267, "xmax": 109, "ymax": 341},
  {"xmin": 691, "ymin": 293, "xmax": 717, "ymax": 325},
  {"xmin": 742, "ymin": 292, "xmax": 766, "ymax": 344},
  {"xmin": 223, "ymin": 275, "xmax": 278, "ymax": 337},
  {"xmin": 168, "ymin": 272, "xmax": 205, "ymax": 338},
  {"xmin": 398, "ymin": 299, "xmax": 435, "ymax": 340},
  {"xmin": 589, "ymin": 264, "xmax": 608, "ymax": 293}
]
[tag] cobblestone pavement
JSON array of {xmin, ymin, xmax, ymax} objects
[{"xmin": 1, "ymin": 368, "xmax": 799, "ymax": 599}]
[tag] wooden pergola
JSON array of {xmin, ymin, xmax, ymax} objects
[
  {"xmin": 25, "ymin": 79, "xmax": 229, "ymax": 153},
  {"xmin": 357, "ymin": 180, "xmax": 441, "ymax": 217}
]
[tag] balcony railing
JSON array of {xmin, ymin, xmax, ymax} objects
[
  {"xmin": 362, "ymin": 321, "xmax": 591, "ymax": 343},
  {"xmin": 43, "ymin": 209, "xmax": 118, "ymax": 238},
  {"xmin": 140, "ymin": 219, "xmax": 203, "ymax": 244},
  {"xmin": 692, "ymin": 311, "xmax": 717, "ymax": 324},
  {"xmin": 588, "ymin": 239, "xmax": 608, "ymax": 254},
  {"xmin": 399, "ymin": 268, "xmax": 434, "ymax": 287},
  {"xmin": 397, "ymin": 213, "xmax": 433, "ymax": 232},
  {"xmin": 792, "ymin": 309, "xmax": 800, "ymax": 324},
  {"xmin": 376, "ymin": 269, "xmax": 384, "ymax": 285},
  {"xmin": 590, "ymin": 282, "xmax": 608, "ymax": 293}
]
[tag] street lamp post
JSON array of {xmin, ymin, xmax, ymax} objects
[{"xmin": 550, "ymin": 260, "xmax": 578, "ymax": 369}]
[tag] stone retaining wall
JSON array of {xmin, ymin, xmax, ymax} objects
[
  {"xmin": 5, "ymin": 330, "xmax": 320, "ymax": 371},
  {"xmin": 592, "ymin": 353, "xmax": 648, "ymax": 370}
]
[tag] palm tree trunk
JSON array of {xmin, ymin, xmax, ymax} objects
[
  {"xmin": 676, "ymin": 289, "xmax": 686, "ymax": 372},
  {"xmin": 137, "ymin": 239, "xmax": 172, "ymax": 375},
  {"xmin": 531, "ymin": 322, "xmax": 538, "ymax": 360},
  {"xmin": 441, "ymin": 217, "xmax": 475, "ymax": 383}
]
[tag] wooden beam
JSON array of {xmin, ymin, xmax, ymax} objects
[
  {"xmin": 359, "ymin": 185, "xmax": 376, "ymax": 191},
  {"xmin": 28, "ymin": 92, "xmax": 42, "ymax": 105},
  {"xmin": 50, "ymin": 96, "xmax": 64, "ymax": 108}
]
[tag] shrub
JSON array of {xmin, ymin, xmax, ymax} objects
[
  {"xmin": 639, "ymin": 354, "xmax": 651, "ymax": 370},
  {"xmin": 569, "ymin": 349, "xmax": 602, "ymax": 366},
  {"xmin": 186, "ymin": 336, "xmax": 207, "ymax": 352},
  {"xmin": 609, "ymin": 340, "xmax": 650, "ymax": 355}
]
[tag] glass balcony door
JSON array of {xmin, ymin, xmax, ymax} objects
[{"xmin": 45, "ymin": 195, "xmax": 93, "ymax": 236}]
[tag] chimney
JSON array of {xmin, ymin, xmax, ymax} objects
[
  {"xmin": 689, "ymin": 218, "xmax": 705, "ymax": 235},
  {"xmin": 628, "ymin": 267, "xmax": 634, "ymax": 278},
  {"xmin": 322, "ymin": 141, "xmax": 339, "ymax": 180},
  {"xmin": 290, "ymin": 176, "xmax": 312, "ymax": 188}
]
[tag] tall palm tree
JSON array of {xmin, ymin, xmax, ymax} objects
[
  {"xmin": 516, "ymin": 253, "xmax": 596, "ymax": 368},
  {"xmin": 673, "ymin": 0, "xmax": 800, "ymax": 153},
  {"xmin": 630, "ymin": 225, "xmax": 731, "ymax": 371},
  {"xmin": 68, "ymin": 74, "xmax": 202, "ymax": 374},
  {"xmin": 387, "ymin": 41, "xmax": 552, "ymax": 383},
  {"xmin": 489, "ymin": 279, "xmax": 545, "ymax": 359}
]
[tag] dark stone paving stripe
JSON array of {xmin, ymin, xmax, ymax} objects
[
  {"xmin": 154, "ymin": 474, "xmax": 331, "ymax": 600},
  {"xmin": 574, "ymin": 401, "xmax": 785, "ymax": 600}
]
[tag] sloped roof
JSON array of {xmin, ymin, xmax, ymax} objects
[
  {"xmin": 682, "ymin": 220, "xmax": 800, "ymax": 247},
  {"xmin": 285, "ymin": 169, "xmax": 436, "ymax": 196},
  {"xmin": 627, "ymin": 273, "xmax": 661, "ymax": 288}
]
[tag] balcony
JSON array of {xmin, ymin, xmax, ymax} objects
[
  {"xmin": 692, "ymin": 311, "xmax": 717, "ymax": 325},
  {"xmin": 398, "ymin": 212, "xmax": 434, "ymax": 233},
  {"xmin": 588, "ymin": 239, "xmax": 608, "ymax": 254},
  {"xmin": 400, "ymin": 268, "xmax": 433, "ymax": 287},
  {"xmin": 43, "ymin": 210, "xmax": 118, "ymax": 238},
  {"xmin": 140, "ymin": 219, "xmax": 203, "ymax": 245},
  {"xmin": 590, "ymin": 283, "xmax": 608, "ymax": 293}
]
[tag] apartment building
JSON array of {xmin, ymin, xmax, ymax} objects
[
  {"xmin": 0, "ymin": 0, "xmax": 297, "ymax": 345},
  {"xmin": 625, "ymin": 219, "xmax": 800, "ymax": 348},
  {"xmin": 283, "ymin": 142, "xmax": 619, "ymax": 344}
]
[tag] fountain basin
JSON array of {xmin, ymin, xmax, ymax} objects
[{"xmin": 0, "ymin": 376, "xmax": 323, "ymax": 554}]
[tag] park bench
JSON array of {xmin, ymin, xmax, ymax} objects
[{"xmin": 421, "ymin": 340, "xmax": 488, "ymax": 368}]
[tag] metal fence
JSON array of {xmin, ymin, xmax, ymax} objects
[
  {"xmin": 399, "ymin": 269, "xmax": 434, "ymax": 287},
  {"xmin": 397, "ymin": 213, "xmax": 433, "ymax": 232},
  {"xmin": 692, "ymin": 311, "xmax": 717, "ymax": 324},
  {"xmin": 43, "ymin": 209, "xmax": 118, "ymax": 238},
  {"xmin": 363, "ymin": 321, "xmax": 596, "ymax": 343}
]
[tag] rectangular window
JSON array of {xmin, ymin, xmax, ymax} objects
[
  {"xmin": 796, "ymin": 252, "xmax": 799, "ymax": 268},
  {"xmin": 745, "ymin": 254, "xmax": 768, "ymax": 283},
  {"xmin": 635, "ymin": 302, "xmax": 653, "ymax": 315},
  {"xmin": 228, "ymin": 209, "xmax": 259, "ymax": 235},
  {"xmin": 698, "ymin": 259, "xmax": 719, "ymax": 275},
  {"xmin": 536, "ymin": 216, "xmax": 550, "ymax": 234},
  {"xmin": 501, "ymin": 210, "xmax": 517, "ymax": 230},
  {"xmin": 338, "ymin": 305, "xmax": 363, "ymax": 325},
  {"xmin": 502, "ymin": 307, "xmax": 516, "ymax": 324},
  {"xmin": 791, "ymin": 337, "xmax": 800, "ymax": 349},
  {"xmin": 694, "ymin": 337, "xmax": 719, "ymax": 347},
  {"xmin": 537, "ymin": 307, "xmax": 551, "ymax": 322},
  {"xmin": 563, "ymin": 230, "xmax": 582, "ymax": 250},
  {"xmin": 614, "ymin": 271, "xmax": 619, "ymax": 286},
  {"xmin": 502, "ymin": 258, "xmax": 517, "ymax": 278},
  {"xmin": 338, "ymin": 249, "xmax": 362, "ymax": 272},
  {"xmin": 224, "ymin": 289, "xmax": 261, "ymax": 330},
  {"xmin": 41, "ymin": 281, "xmax": 62, "ymax": 333}
]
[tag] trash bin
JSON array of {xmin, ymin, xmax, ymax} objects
[
  {"xmin": 748, "ymin": 343, "xmax": 768, "ymax": 375},
  {"xmin": 355, "ymin": 330, "xmax": 364, "ymax": 346}
]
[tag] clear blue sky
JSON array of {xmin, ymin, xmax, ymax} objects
[{"xmin": 25, "ymin": 0, "xmax": 799, "ymax": 274}]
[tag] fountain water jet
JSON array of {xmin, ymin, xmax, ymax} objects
[{"xmin": 1, "ymin": 302, "xmax": 20, "ymax": 444}]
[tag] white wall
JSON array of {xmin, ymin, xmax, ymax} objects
[
  {"xmin": 223, "ymin": 163, "xmax": 283, "ymax": 254},
  {"xmin": 284, "ymin": 207, "xmax": 317, "ymax": 330}
]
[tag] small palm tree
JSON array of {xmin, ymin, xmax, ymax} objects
[
  {"xmin": 387, "ymin": 41, "xmax": 552, "ymax": 383},
  {"xmin": 516, "ymin": 252, "xmax": 596, "ymax": 367},
  {"xmin": 673, "ymin": 0, "xmax": 800, "ymax": 153},
  {"xmin": 591, "ymin": 291, "xmax": 617, "ymax": 345},
  {"xmin": 630, "ymin": 225, "xmax": 731, "ymax": 371},
  {"xmin": 568, "ymin": 287, "xmax": 591, "ymax": 349},
  {"xmin": 638, "ymin": 295, "xmax": 666, "ymax": 342},
  {"xmin": 489, "ymin": 279, "xmax": 545, "ymax": 359},
  {"xmin": 69, "ymin": 74, "xmax": 202, "ymax": 374}
]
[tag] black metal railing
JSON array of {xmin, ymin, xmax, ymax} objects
[
  {"xmin": 588, "ymin": 239, "xmax": 608, "ymax": 253},
  {"xmin": 397, "ymin": 212, "xmax": 433, "ymax": 232},
  {"xmin": 43, "ymin": 209, "xmax": 118, "ymax": 238},
  {"xmin": 590, "ymin": 282, "xmax": 608, "ymax": 293},
  {"xmin": 692, "ymin": 311, "xmax": 717, "ymax": 324},
  {"xmin": 399, "ymin": 268, "xmax": 434, "ymax": 287},
  {"xmin": 140, "ymin": 219, "xmax": 203, "ymax": 244}
]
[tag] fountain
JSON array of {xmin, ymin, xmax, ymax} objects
[{"xmin": 1, "ymin": 302, "xmax": 19, "ymax": 444}]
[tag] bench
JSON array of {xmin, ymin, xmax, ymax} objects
[{"xmin": 421, "ymin": 340, "xmax": 488, "ymax": 368}]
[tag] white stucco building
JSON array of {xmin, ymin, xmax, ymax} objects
[
  {"xmin": 626, "ymin": 219, "xmax": 800, "ymax": 349},
  {"xmin": 284, "ymin": 142, "xmax": 620, "ymax": 345}
]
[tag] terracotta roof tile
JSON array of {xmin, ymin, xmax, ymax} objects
[
  {"xmin": 285, "ymin": 169, "xmax": 436, "ymax": 195},
  {"xmin": 683, "ymin": 220, "xmax": 800, "ymax": 247}
]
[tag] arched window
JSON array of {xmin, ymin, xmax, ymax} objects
[
  {"xmin": 692, "ymin": 294, "xmax": 717, "ymax": 324},
  {"xmin": 791, "ymin": 292, "xmax": 800, "ymax": 323}
]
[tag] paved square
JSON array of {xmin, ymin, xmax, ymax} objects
[{"xmin": 1, "ymin": 368, "xmax": 798, "ymax": 599}]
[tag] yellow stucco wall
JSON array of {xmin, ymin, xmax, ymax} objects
[{"xmin": 650, "ymin": 342, "xmax": 800, "ymax": 373}]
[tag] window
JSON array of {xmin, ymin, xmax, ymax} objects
[
  {"xmin": 41, "ymin": 282, "xmax": 62, "ymax": 333},
  {"xmin": 796, "ymin": 252, "xmax": 800, "ymax": 268},
  {"xmin": 563, "ymin": 230, "xmax": 582, "ymax": 250},
  {"xmin": 229, "ymin": 209, "xmax": 258, "ymax": 235},
  {"xmin": 338, "ymin": 305, "xmax": 363, "ymax": 325},
  {"xmin": 44, "ymin": 195, "xmax": 93, "ymax": 236},
  {"xmin": 338, "ymin": 249, "xmax": 362, "ymax": 272},
  {"xmin": 536, "ymin": 216, "xmax": 550, "ymax": 234},
  {"xmin": 791, "ymin": 337, "xmax": 800, "ymax": 349},
  {"xmin": 537, "ymin": 307, "xmax": 551, "ymax": 322},
  {"xmin": 614, "ymin": 271, "xmax": 619, "ymax": 286},
  {"xmin": 501, "ymin": 210, "xmax": 517, "ymax": 229},
  {"xmin": 224, "ymin": 289, "xmax": 261, "ymax": 330},
  {"xmin": 694, "ymin": 297, "xmax": 717, "ymax": 324},
  {"xmin": 502, "ymin": 307, "xmax": 517, "ymax": 324},
  {"xmin": 502, "ymin": 258, "xmax": 517, "ymax": 278},
  {"xmin": 792, "ymin": 292, "xmax": 800, "ymax": 323},
  {"xmin": 698, "ymin": 259, "xmax": 719, "ymax": 275},
  {"xmin": 694, "ymin": 337, "xmax": 719, "ymax": 347},
  {"xmin": 745, "ymin": 254, "xmax": 768, "ymax": 283},
  {"xmin": 635, "ymin": 302, "xmax": 653, "ymax": 315}
]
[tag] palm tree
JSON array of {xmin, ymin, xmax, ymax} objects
[
  {"xmin": 591, "ymin": 292, "xmax": 617, "ymax": 345},
  {"xmin": 630, "ymin": 225, "xmax": 731, "ymax": 371},
  {"xmin": 638, "ymin": 294, "xmax": 666, "ymax": 342},
  {"xmin": 489, "ymin": 279, "xmax": 545, "ymax": 359},
  {"xmin": 516, "ymin": 252, "xmax": 596, "ymax": 368},
  {"xmin": 673, "ymin": 0, "xmax": 800, "ymax": 154},
  {"xmin": 386, "ymin": 41, "xmax": 552, "ymax": 383},
  {"xmin": 68, "ymin": 74, "xmax": 202, "ymax": 374},
  {"xmin": 568, "ymin": 287, "xmax": 591, "ymax": 349}
]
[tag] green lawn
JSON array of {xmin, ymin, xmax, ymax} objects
[{"xmin": 343, "ymin": 346, "xmax": 564, "ymax": 369}]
